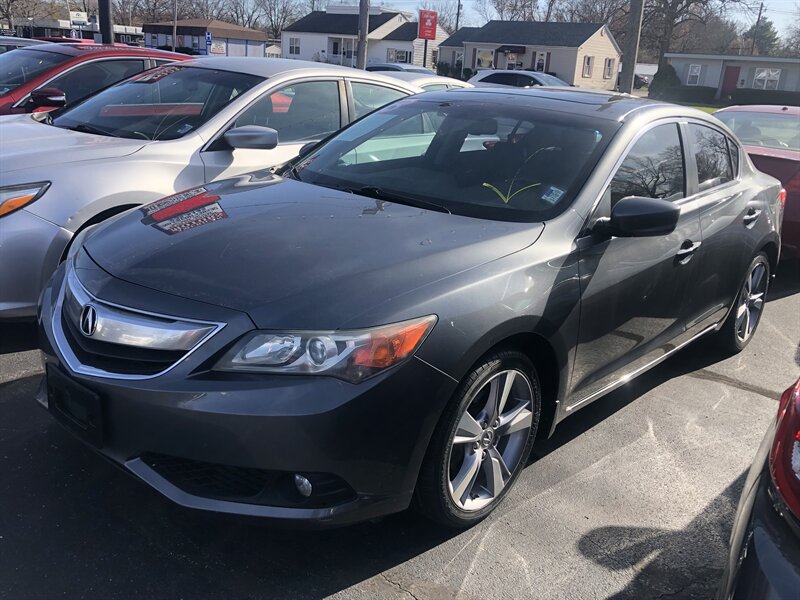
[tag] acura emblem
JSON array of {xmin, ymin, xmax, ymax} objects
[{"xmin": 79, "ymin": 304, "xmax": 98, "ymax": 337}]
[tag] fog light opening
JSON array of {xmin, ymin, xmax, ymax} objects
[{"xmin": 294, "ymin": 474, "xmax": 313, "ymax": 497}]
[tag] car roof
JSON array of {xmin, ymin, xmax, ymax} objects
[
  {"xmin": 0, "ymin": 37, "xmax": 51, "ymax": 46},
  {"xmin": 179, "ymin": 57, "xmax": 424, "ymax": 89},
  {"xmin": 379, "ymin": 71, "xmax": 472, "ymax": 87},
  {"xmin": 415, "ymin": 86, "xmax": 710, "ymax": 122},
  {"xmin": 16, "ymin": 43, "xmax": 184, "ymax": 58},
  {"xmin": 715, "ymin": 104, "xmax": 800, "ymax": 116}
]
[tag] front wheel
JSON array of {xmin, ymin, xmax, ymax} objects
[
  {"xmin": 716, "ymin": 252, "xmax": 770, "ymax": 354},
  {"xmin": 414, "ymin": 350, "xmax": 541, "ymax": 528}
]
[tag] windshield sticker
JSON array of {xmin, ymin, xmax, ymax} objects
[
  {"xmin": 541, "ymin": 186, "xmax": 565, "ymax": 205},
  {"xmin": 140, "ymin": 187, "xmax": 220, "ymax": 224},
  {"xmin": 153, "ymin": 202, "xmax": 227, "ymax": 235},
  {"xmin": 176, "ymin": 123, "xmax": 194, "ymax": 134}
]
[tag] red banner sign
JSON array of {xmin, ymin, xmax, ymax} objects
[{"xmin": 418, "ymin": 10, "xmax": 438, "ymax": 40}]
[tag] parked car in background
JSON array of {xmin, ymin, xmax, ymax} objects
[
  {"xmin": 366, "ymin": 62, "xmax": 436, "ymax": 75},
  {"xmin": 38, "ymin": 88, "xmax": 781, "ymax": 529},
  {"xmin": 0, "ymin": 37, "xmax": 50, "ymax": 54},
  {"xmin": 715, "ymin": 105, "xmax": 799, "ymax": 259},
  {"xmin": 718, "ymin": 377, "xmax": 800, "ymax": 599},
  {"xmin": 0, "ymin": 43, "xmax": 186, "ymax": 115},
  {"xmin": 379, "ymin": 70, "xmax": 473, "ymax": 91},
  {"xmin": 468, "ymin": 69, "xmax": 569, "ymax": 88},
  {"xmin": 0, "ymin": 58, "xmax": 422, "ymax": 319}
]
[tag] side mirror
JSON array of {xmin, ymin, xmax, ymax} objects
[
  {"xmin": 598, "ymin": 196, "xmax": 680, "ymax": 237},
  {"xmin": 223, "ymin": 125, "xmax": 278, "ymax": 150},
  {"xmin": 28, "ymin": 87, "xmax": 67, "ymax": 111},
  {"xmin": 298, "ymin": 141, "xmax": 318, "ymax": 158}
]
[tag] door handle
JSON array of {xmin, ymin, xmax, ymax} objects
[
  {"xmin": 676, "ymin": 240, "xmax": 702, "ymax": 264},
  {"xmin": 743, "ymin": 208, "xmax": 762, "ymax": 228}
]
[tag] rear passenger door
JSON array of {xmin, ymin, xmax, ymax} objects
[
  {"xmin": 681, "ymin": 122, "xmax": 754, "ymax": 331},
  {"xmin": 346, "ymin": 80, "xmax": 409, "ymax": 121}
]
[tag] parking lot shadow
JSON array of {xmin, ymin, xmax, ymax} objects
[
  {"xmin": 576, "ymin": 472, "xmax": 746, "ymax": 599},
  {"xmin": 0, "ymin": 320, "xmax": 38, "ymax": 354},
  {"xmin": 769, "ymin": 258, "xmax": 800, "ymax": 302}
]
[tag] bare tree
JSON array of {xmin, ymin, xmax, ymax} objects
[
  {"xmin": 257, "ymin": 0, "xmax": 300, "ymax": 39},
  {"xmin": 0, "ymin": 0, "xmax": 44, "ymax": 30}
]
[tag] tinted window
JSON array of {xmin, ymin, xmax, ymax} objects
[
  {"xmin": 235, "ymin": 80, "xmax": 340, "ymax": 143},
  {"xmin": 0, "ymin": 48, "xmax": 69, "ymax": 95},
  {"xmin": 481, "ymin": 73, "xmax": 517, "ymax": 86},
  {"xmin": 351, "ymin": 82, "xmax": 406, "ymax": 119},
  {"xmin": 690, "ymin": 124, "xmax": 732, "ymax": 191},
  {"xmin": 50, "ymin": 59, "xmax": 146, "ymax": 107},
  {"xmin": 609, "ymin": 123, "xmax": 685, "ymax": 205},
  {"xmin": 516, "ymin": 74, "xmax": 538, "ymax": 87},
  {"xmin": 295, "ymin": 98, "xmax": 616, "ymax": 222},
  {"xmin": 52, "ymin": 65, "xmax": 262, "ymax": 140}
]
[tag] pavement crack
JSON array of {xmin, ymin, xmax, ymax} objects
[
  {"xmin": 687, "ymin": 368, "xmax": 778, "ymax": 400},
  {"xmin": 381, "ymin": 572, "xmax": 421, "ymax": 600}
]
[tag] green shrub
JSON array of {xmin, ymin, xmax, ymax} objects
[
  {"xmin": 462, "ymin": 67, "xmax": 473, "ymax": 80},
  {"xmin": 649, "ymin": 63, "xmax": 680, "ymax": 99},
  {"xmin": 729, "ymin": 88, "xmax": 800, "ymax": 106},
  {"xmin": 436, "ymin": 61, "xmax": 450, "ymax": 77},
  {"xmin": 659, "ymin": 85, "xmax": 718, "ymax": 103}
]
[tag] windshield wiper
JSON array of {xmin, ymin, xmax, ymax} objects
[
  {"xmin": 336, "ymin": 185, "xmax": 451, "ymax": 214},
  {"xmin": 62, "ymin": 123, "xmax": 117, "ymax": 137}
]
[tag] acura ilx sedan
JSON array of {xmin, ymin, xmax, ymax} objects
[
  {"xmin": 0, "ymin": 57, "xmax": 420, "ymax": 319},
  {"xmin": 38, "ymin": 88, "xmax": 783, "ymax": 528}
]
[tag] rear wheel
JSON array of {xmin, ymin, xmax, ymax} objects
[
  {"xmin": 716, "ymin": 252, "xmax": 770, "ymax": 354},
  {"xmin": 414, "ymin": 350, "xmax": 541, "ymax": 528}
]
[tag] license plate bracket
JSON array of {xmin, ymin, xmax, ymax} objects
[{"xmin": 46, "ymin": 365, "xmax": 104, "ymax": 448}]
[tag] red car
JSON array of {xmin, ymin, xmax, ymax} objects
[
  {"xmin": 0, "ymin": 43, "xmax": 187, "ymax": 115},
  {"xmin": 715, "ymin": 105, "xmax": 800, "ymax": 259}
]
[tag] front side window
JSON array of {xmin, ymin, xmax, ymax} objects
[
  {"xmin": 289, "ymin": 37, "xmax": 300, "ymax": 55},
  {"xmin": 235, "ymin": 80, "xmax": 341, "ymax": 143},
  {"xmin": 294, "ymin": 97, "xmax": 616, "ymax": 222},
  {"xmin": 350, "ymin": 82, "xmax": 407, "ymax": 119},
  {"xmin": 603, "ymin": 58, "xmax": 614, "ymax": 79},
  {"xmin": 52, "ymin": 65, "xmax": 263, "ymax": 140},
  {"xmin": 609, "ymin": 123, "xmax": 685, "ymax": 205},
  {"xmin": 0, "ymin": 48, "xmax": 69, "ymax": 95},
  {"xmin": 687, "ymin": 64, "xmax": 701, "ymax": 86},
  {"xmin": 49, "ymin": 59, "xmax": 146, "ymax": 107},
  {"xmin": 582, "ymin": 56, "xmax": 594, "ymax": 78},
  {"xmin": 516, "ymin": 74, "xmax": 538, "ymax": 87},
  {"xmin": 690, "ymin": 124, "xmax": 733, "ymax": 191},
  {"xmin": 753, "ymin": 68, "xmax": 780, "ymax": 90}
]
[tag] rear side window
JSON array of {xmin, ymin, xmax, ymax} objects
[
  {"xmin": 690, "ymin": 124, "xmax": 733, "ymax": 191},
  {"xmin": 609, "ymin": 123, "xmax": 685, "ymax": 205},
  {"xmin": 351, "ymin": 82, "xmax": 406, "ymax": 119}
]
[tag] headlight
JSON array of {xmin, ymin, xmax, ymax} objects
[
  {"xmin": 215, "ymin": 315, "xmax": 437, "ymax": 383},
  {"xmin": 0, "ymin": 182, "xmax": 50, "ymax": 218}
]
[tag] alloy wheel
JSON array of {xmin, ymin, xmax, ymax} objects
[
  {"xmin": 447, "ymin": 369, "xmax": 534, "ymax": 511},
  {"xmin": 735, "ymin": 261, "xmax": 768, "ymax": 343}
]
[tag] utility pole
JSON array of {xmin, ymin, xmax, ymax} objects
[
  {"xmin": 751, "ymin": 2, "xmax": 763, "ymax": 55},
  {"xmin": 619, "ymin": 0, "xmax": 644, "ymax": 94},
  {"xmin": 172, "ymin": 0, "xmax": 178, "ymax": 51},
  {"xmin": 356, "ymin": 0, "xmax": 369, "ymax": 69},
  {"xmin": 455, "ymin": 1, "xmax": 462, "ymax": 31},
  {"xmin": 98, "ymin": 0, "xmax": 113, "ymax": 44}
]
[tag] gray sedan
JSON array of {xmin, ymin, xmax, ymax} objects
[{"xmin": 0, "ymin": 57, "xmax": 421, "ymax": 319}]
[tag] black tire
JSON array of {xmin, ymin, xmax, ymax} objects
[
  {"xmin": 716, "ymin": 252, "xmax": 770, "ymax": 354},
  {"xmin": 414, "ymin": 350, "xmax": 541, "ymax": 528}
]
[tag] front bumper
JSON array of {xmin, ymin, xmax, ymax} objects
[
  {"xmin": 0, "ymin": 208, "xmax": 70, "ymax": 319},
  {"xmin": 37, "ymin": 261, "xmax": 457, "ymax": 526},
  {"xmin": 718, "ymin": 424, "xmax": 800, "ymax": 599}
]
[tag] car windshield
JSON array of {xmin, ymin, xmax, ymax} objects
[
  {"xmin": 715, "ymin": 111, "xmax": 800, "ymax": 152},
  {"xmin": 535, "ymin": 73, "xmax": 568, "ymax": 86},
  {"xmin": 295, "ymin": 97, "xmax": 618, "ymax": 221},
  {"xmin": 51, "ymin": 65, "xmax": 263, "ymax": 141},
  {"xmin": 0, "ymin": 48, "xmax": 69, "ymax": 95}
]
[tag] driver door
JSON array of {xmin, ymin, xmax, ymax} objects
[{"xmin": 201, "ymin": 79, "xmax": 345, "ymax": 182}]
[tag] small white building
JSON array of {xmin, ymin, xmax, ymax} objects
[
  {"xmin": 143, "ymin": 19, "xmax": 266, "ymax": 56},
  {"xmin": 440, "ymin": 21, "xmax": 621, "ymax": 89},
  {"xmin": 282, "ymin": 6, "xmax": 447, "ymax": 68},
  {"xmin": 664, "ymin": 52, "xmax": 800, "ymax": 99}
]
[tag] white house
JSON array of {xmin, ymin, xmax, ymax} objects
[
  {"xmin": 440, "ymin": 21, "xmax": 621, "ymax": 89},
  {"xmin": 281, "ymin": 6, "xmax": 447, "ymax": 68},
  {"xmin": 664, "ymin": 52, "xmax": 800, "ymax": 100}
]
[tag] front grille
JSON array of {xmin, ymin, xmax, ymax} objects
[{"xmin": 142, "ymin": 453, "xmax": 357, "ymax": 508}]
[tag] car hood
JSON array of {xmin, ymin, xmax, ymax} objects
[
  {"xmin": 83, "ymin": 173, "xmax": 543, "ymax": 329},
  {"xmin": 0, "ymin": 115, "xmax": 147, "ymax": 174}
]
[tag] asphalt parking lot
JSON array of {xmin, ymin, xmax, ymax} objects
[{"xmin": 0, "ymin": 260, "xmax": 798, "ymax": 600}]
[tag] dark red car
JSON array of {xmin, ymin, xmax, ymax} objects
[
  {"xmin": 715, "ymin": 105, "xmax": 800, "ymax": 259},
  {"xmin": 0, "ymin": 43, "xmax": 187, "ymax": 115}
]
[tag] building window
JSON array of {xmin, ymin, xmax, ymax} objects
[
  {"xmin": 603, "ymin": 58, "xmax": 614, "ymax": 79},
  {"xmin": 582, "ymin": 56, "xmax": 594, "ymax": 78},
  {"xmin": 332, "ymin": 40, "xmax": 339, "ymax": 55},
  {"xmin": 753, "ymin": 68, "xmax": 780, "ymax": 90},
  {"xmin": 432, "ymin": 49, "xmax": 438, "ymax": 65},
  {"xmin": 289, "ymin": 37, "xmax": 300, "ymax": 55},
  {"xmin": 686, "ymin": 64, "xmax": 701, "ymax": 86},
  {"xmin": 476, "ymin": 48, "xmax": 494, "ymax": 69}
]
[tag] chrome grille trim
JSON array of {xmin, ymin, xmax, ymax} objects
[{"xmin": 52, "ymin": 263, "xmax": 226, "ymax": 380}]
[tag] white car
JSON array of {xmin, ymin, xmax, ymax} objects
[
  {"xmin": 468, "ymin": 69, "xmax": 569, "ymax": 88},
  {"xmin": 378, "ymin": 71, "xmax": 473, "ymax": 92},
  {"xmin": 0, "ymin": 57, "xmax": 421, "ymax": 319}
]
